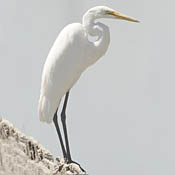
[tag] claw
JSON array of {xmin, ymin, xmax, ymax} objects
[{"xmin": 68, "ymin": 160, "xmax": 86, "ymax": 173}]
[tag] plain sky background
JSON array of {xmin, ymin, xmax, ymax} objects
[{"xmin": 0, "ymin": 0, "xmax": 175, "ymax": 174}]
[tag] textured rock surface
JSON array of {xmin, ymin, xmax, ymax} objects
[{"xmin": 0, "ymin": 119, "xmax": 86, "ymax": 175}]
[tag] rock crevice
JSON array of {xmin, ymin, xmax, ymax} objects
[{"xmin": 0, "ymin": 119, "xmax": 86, "ymax": 175}]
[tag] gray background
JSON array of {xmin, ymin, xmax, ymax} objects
[{"xmin": 0, "ymin": 0, "xmax": 175, "ymax": 174}]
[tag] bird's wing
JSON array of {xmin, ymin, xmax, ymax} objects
[{"xmin": 39, "ymin": 23, "xmax": 89, "ymax": 123}]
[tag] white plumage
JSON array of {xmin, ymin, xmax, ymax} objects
[{"xmin": 38, "ymin": 6, "xmax": 139, "ymax": 123}]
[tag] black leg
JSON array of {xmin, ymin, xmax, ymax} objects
[
  {"xmin": 61, "ymin": 91, "xmax": 86, "ymax": 172},
  {"xmin": 53, "ymin": 109, "xmax": 67, "ymax": 159},
  {"xmin": 61, "ymin": 91, "xmax": 72, "ymax": 162}
]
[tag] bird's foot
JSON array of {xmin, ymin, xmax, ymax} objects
[{"xmin": 67, "ymin": 160, "xmax": 86, "ymax": 173}]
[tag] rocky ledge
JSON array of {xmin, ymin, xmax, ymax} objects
[{"xmin": 0, "ymin": 119, "xmax": 86, "ymax": 175}]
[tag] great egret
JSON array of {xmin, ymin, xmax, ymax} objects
[{"xmin": 38, "ymin": 6, "xmax": 139, "ymax": 171}]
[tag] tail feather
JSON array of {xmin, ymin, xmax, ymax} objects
[{"xmin": 38, "ymin": 95, "xmax": 60, "ymax": 124}]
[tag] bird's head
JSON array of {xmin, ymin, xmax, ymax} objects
[{"xmin": 86, "ymin": 6, "xmax": 139, "ymax": 23}]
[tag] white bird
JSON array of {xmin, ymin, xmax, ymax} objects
[{"xmin": 38, "ymin": 6, "xmax": 139, "ymax": 171}]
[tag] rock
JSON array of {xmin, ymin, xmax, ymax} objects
[{"xmin": 0, "ymin": 119, "xmax": 87, "ymax": 175}]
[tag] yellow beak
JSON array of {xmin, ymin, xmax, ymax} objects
[{"xmin": 106, "ymin": 10, "xmax": 140, "ymax": 23}]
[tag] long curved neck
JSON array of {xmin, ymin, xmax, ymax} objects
[
  {"xmin": 82, "ymin": 13, "xmax": 110, "ymax": 60},
  {"xmin": 82, "ymin": 12, "xmax": 96, "ymax": 35}
]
